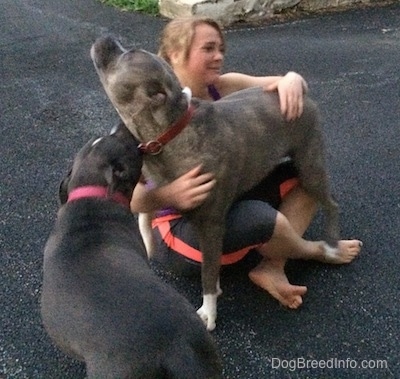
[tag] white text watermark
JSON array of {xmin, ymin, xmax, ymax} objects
[{"xmin": 271, "ymin": 357, "xmax": 388, "ymax": 372}]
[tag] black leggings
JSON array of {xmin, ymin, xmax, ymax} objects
[{"xmin": 151, "ymin": 161, "xmax": 299, "ymax": 275}]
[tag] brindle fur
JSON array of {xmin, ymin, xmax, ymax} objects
[{"xmin": 90, "ymin": 36, "xmax": 340, "ymax": 331}]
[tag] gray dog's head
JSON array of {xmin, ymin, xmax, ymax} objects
[
  {"xmin": 59, "ymin": 124, "xmax": 142, "ymax": 205},
  {"xmin": 90, "ymin": 36, "xmax": 190, "ymax": 140}
]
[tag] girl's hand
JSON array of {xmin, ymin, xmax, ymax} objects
[
  {"xmin": 165, "ymin": 165, "xmax": 216, "ymax": 211},
  {"xmin": 266, "ymin": 72, "xmax": 308, "ymax": 121}
]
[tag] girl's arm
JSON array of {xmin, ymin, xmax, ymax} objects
[{"xmin": 218, "ymin": 71, "xmax": 308, "ymax": 121}]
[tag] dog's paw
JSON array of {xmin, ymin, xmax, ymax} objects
[
  {"xmin": 197, "ymin": 307, "xmax": 216, "ymax": 331},
  {"xmin": 197, "ymin": 294, "xmax": 218, "ymax": 331}
]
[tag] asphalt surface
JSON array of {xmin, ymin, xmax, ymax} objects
[{"xmin": 1, "ymin": 1, "xmax": 399, "ymax": 378}]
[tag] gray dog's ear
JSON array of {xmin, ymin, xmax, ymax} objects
[
  {"xmin": 59, "ymin": 168, "xmax": 72, "ymax": 205},
  {"xmin": 91, "ymin": 35, "xmax": 126, "ymax": 71}
]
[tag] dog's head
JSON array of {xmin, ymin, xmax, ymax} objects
[
  {"xmin": 59, "ymin": 124, "xmax": 143, "ymax": 205},
  {"xmin": 90, "ymin": 36, "xmax": 190, "ymax": 140}
]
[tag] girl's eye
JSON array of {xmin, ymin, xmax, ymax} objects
[
  {"xmin": 203, "ymin": 45, "xmax": 224, "ymax": 54},
  {"xmin": 203, "ymin": 46, "xmax": 214, "ymax": 52}
]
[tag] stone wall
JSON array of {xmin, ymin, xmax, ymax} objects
[{"xmin": 159, "ymin": 0, "xmax": 380, "ymax": 26}]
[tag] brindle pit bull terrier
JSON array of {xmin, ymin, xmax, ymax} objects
[
  {"xmin": 40, "ymin": 125, "xmax": 222, "ymax": 379},
  {"xmin": 90, "ymin": 36, "xmax": 341, "ymax": 331}
]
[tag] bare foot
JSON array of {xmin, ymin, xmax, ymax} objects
[
  {"xmin": 320, "ymin": 240, "xmax": 363, "ymax": 264},
  {"xmin": 248, "ymin": 261, "xmax": 307, "ymax": 309}
]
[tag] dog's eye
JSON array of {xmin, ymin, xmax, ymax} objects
[
  {"xmin": 151, "ymin": 92, "xmax": 166, "ymax": 105},
  {"xmin": 147, "ymin": 80, "xmax": 165, "ymax": 96},
  {"xmin": 146, "ymin": 81, "xmax": 167, "ymax": 105}
]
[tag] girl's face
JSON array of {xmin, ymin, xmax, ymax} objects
[{"xmin": 184, "ymin": 23, "xmax": 225, "ymax": 85}]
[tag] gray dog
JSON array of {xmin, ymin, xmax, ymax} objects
[
  {"xmin": 90, "ymin": 36, "xmax": 341, "ymax": 331},
  {"xmin": 40, "ymin": 125, "xmax": 222, "ymax": 379}
]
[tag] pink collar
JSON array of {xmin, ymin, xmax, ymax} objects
[{"xmin": 67, "ymin": 186, "xmax": 131, "ymax": 208}]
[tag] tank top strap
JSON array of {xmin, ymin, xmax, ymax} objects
[{"xmin": 207, "ymin": 84, "xmax": 221, "ymax": 101}]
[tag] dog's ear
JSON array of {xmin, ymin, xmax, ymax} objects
[
  {"xmin": 105, "ymin": 161, "xmax": 130, "ymax": 196},
  {"xmin": 91, "ymin": 35, "xmax": 126, "ymax": 71},
  {"xmin": 59, "ymin": 168, "xmax": 72, "ymax": 205},
  {"xmin": 111, "ymin": 121, "xmax": 142, "ymax": 150}
]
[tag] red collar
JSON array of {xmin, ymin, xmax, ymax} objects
[
  {"xmin": 138, "ymin": 104, "xmax": 195, "ymax": 155},
  {"xmin": 67, "ymin": 186, "xmax": 131, "ymax": 208}
]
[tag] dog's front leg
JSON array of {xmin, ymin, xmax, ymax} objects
[
  {"xmin": 138, "ymin": 212, "xmax": 155, "ymax": 259},
  {"xmin": 197, "ymin": 279, "xmax": 223, "ymax": 331},
  {"xmin": 195, "ymin": 223, "xmax": 224, "ymax": 331}
]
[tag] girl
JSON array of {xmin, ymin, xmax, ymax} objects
[{"xmin": 131, "ymin": 17, "xmax": 362, "ymax": 309}]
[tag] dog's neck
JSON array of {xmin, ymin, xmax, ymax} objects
[
  {"xmin": 138, "ymin": 104, "xmax": 195, "ymax": 155},
  {"xmin": 67, "ymin": 186, "xmax": 131, "ymax": 208}
]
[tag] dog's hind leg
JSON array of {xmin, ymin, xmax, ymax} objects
[
  {"xmin": 294, "ymin": 156, "xmax": 362, "ymax": 264},
  {"xmin": 163, "ymin": 341, "xmax": 223, "ymax": 379},
  {"xmin": 294, "ymin": 148, "xmax": 341, "ymax": 248},
  {"xmin": 320, "ymin": 193, "xmax": 340, "ymax": 248},
  {"xmin": 86, "ymin": 355, "xmax": 135, "ymax": 379}
]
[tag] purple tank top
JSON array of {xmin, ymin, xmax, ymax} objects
[{"xmin": 207, "ymin": 84, "xmax": 221, "ymax": 101}]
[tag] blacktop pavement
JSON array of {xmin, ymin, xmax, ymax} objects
[{"xmin": 1, "ymin": 0, "xmax": 399, "ymax": 378}]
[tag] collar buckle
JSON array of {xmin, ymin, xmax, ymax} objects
[
  {"xmin": 138, "ymin": 104, "xmax": 195, "ymax": 155},
  {"xmin": 138, "ymin": 140, "xmax": 163, "ymax": 155}
]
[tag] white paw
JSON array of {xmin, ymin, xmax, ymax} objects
[
  {"xmin": 197, "ymin": 294, "xmax": 218, "ymax": 331},
  {"xmin": 322, "ymin": 242, "xmax": 339, "ymax": 260}
]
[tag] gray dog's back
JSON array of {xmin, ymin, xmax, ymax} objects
[
  {"xmin": 145, "ymin": 87, "xmax": 325, "ymax": 217},
  {"xmin": 42, "ymin": 199, "xmax": 221, "ymax": 378}
]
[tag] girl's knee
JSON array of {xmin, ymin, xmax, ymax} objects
[{"xmin": 273, "ymin": 212, "xmax": 292, "ymax": 236}]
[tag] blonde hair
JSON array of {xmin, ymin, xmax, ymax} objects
[{"xmin": 158, "ymin": 16, "xmax": 225, "ymax": 64}]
